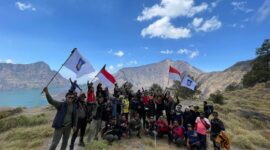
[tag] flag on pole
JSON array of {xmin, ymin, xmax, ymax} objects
[
  {"xmin": 169, "ymin": 66, "xmax": 181, "ymax": 81},
  {"xmin": 64, "ymin": 50, "xmax": 95, "ymax": 78},
  {"xmin": 96, "ymin": 66, "xmax": 116, "ymax": 87},
  {"xmin": 181, "ymin": 75, "xmax": 197, "ymax": 91}
]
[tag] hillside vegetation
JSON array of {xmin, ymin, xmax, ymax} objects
[{"xmin": 214, "ymin": 83, "xmax": 270, "ymax": 150}]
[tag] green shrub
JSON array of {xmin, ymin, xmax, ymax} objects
[
  {"xmin": 209, "ymin": 91, "xmax": 225, "ymax": 105},
  {"xmin": 0, "ymin": 114, "xmax": 49, "ymax": 133}
]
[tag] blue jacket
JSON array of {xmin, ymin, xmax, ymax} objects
[{"xmin": 46, "ymin": 93, "xmax": 77, "ymax": 129}]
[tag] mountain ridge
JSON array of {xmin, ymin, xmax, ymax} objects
[{"xmin": 0, "ymin": 61, "xmax": 68, "ymax": 91}]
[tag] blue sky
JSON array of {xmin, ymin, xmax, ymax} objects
[{"xmin": 0, "ymin": 0, "xmax": 270, "ymax": 81}]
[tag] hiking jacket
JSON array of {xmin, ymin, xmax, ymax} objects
[
  {"xmin": 156, "ymin": 120, "xmax": 169, "ymax": 132},
  {"xmin": 87, "ymin": 90, "xmax": 95, "ymax": 103},
  {"xmin": 46, "ymin": 93, "xmax": 77, "ymax": 129},
  {"xmin": 210, "ymin": 118, "xmax": 225, "ymax": 137},
  {"xmin": 147, "ymin": 100, "xmax": 156, "ymax": 117}
]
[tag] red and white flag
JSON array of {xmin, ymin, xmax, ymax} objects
[
  {"xmin": 96, "ymin": 66, "xmax": 116, "ymax": 87},
  {"xmin": 169, "ymin": 66, "xmax": 181, "ymax": 81}
]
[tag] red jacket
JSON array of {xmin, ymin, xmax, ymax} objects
[
  {"xmin": 143, "ymin": 96, "xmax": 150, "ymax": 105},
  {"xmin": 172, "ymin": 126, "xmax": 184, "ymax": 137},
  {"xmin": 87, "ymin": 91, "xmax": 96, "ymax": 103},
  {"xmin": 156, "ymin": 120, "xmax": 169, "ymax": 132}
]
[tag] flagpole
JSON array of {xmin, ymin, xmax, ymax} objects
[
  {"xmin": 89, "ymin": 64, "xmax": 106, "ymax": 83},
  {"xmin": 41, "ymin": 48, "xmax": 77, "ymax": 94}
]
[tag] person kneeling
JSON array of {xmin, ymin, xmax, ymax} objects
[
  {"xmin": 169, "ymin": 121, "xmax": 185, "ymax": 147},
  {"xmin": 101, "ymin": 117, "xmax": 121, "ymax": 145},
  {"xmin": 128, "ymin": 113, "xmax": 142, "ymax": 138},
  {"xmin": 155, "ymin": 116, "xmax": 170, "ymax": 138}
]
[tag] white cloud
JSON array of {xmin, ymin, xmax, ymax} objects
[
  {"xmin": 231, "ymin": 1, "xmax": 253, "ymax": 13},
  {"xmin": 211, "ymin": 0, "xmax": 220, "ymax": 8},
  {"xmin": 192, "ymin": 17, "xmax": 203, "ymax": 27},
  {"xmin": 189, "ymin": 50, "xmax": 199, "ymax": 58},
  {"xmin": 177, "ymin": 48, "xmax": 189, "ymax": 55},
  {"xmin": 177, "ymin": 49, "xmax": 199, "ymax": 59},
  {"xmin": 0, "ymin": 59, "xmax": 14, "ymax": 64},
  {"xmin": 108, "ymin": 65, "xmax": 114, "ymax": 71},
  {"xmin": 113, "ymin": 50, "xmax": 124, "ymax": 57},
  {"xmin": 137, "ymin": 0, "xmax": 208, "ymax": 21},
  {"xmin": 128, "ymin": 60, "xmax": 138, "ymax": 65},
  {"xmin": 256, "ymin": 0, "xmax": 270, "ymax": 22},
  {"xmin": 15, "ymin": 2, "xmax": 36, "ymax": 11},
  {"xmin": 141, "ymin": 17, "xmax": 191, "ymax": 39},
  {"xmin": 117, "ymin": 63, "xmax": 123, "ymax": 68},
  {"xmin": 195, "ymin": 16, "xmax": 222, "ymax": 32},
  {"xmin": 229, "ymin": 23, "xmax": 245, "ymax": 28},
  {"xmin": 160, "ymin": 49, "xmax": 173, "ymax": 54}
]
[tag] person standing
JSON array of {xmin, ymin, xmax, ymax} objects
[
  {"xmin": 43, "ymin": 87, "xmax": 77, "ymax": 150},
  {"xmin": 93, "ymin": 97, "xmax": 106, "ymax": 140},
  {"xmin": 122, "ymin": 95, "xmax": 130, "ymax": 122},
  {"xmin": 86, "ymin": 85, "xmax": 96, "ymax": 123},
  {"xmin": 195, "ymin": 113, "xmax": 211, "ymax": 150},
  {"xmin": 210, "ymin": 112, "xmax": 225, "ymax": 150},
  {"xmin": 70, "ymin": 93, "xmax": 88, "ymax": 149},
  {"xmin": 204, "ymin": 101, "xmax": 214, "ymax": 119}
]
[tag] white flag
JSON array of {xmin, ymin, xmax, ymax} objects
[
  {"xmin": 64, "ymin": 50, "xmax": 95, "ymax": 78},
  {"xmin": 181, "ymin": 75, "xmax": 197, "ymax": 91}
]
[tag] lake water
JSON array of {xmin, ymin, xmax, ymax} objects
[{"xmin": 0, "ymin": 87, "xmax": 70, "ymax": 108}]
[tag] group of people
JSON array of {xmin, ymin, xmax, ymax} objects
[{"xmin": 43, "ymin": 79, "xmax": 230, "ymax": 150}]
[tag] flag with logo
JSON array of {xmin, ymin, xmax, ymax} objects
[
  {"xmin": 96, "ymin": 66, "xmax": 116, "ymax": 87},
  {"xmin": 169, "ymin": 66, "xmax": 181, "ymax": 81},
  {"xmin": 181, "ymin": 75, "xmax": 197, "ymax": 91},
  {"xmin": 64, "ymin": 50, "xmax": 95, "ymax": 78}
]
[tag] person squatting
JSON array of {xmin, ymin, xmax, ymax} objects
[{"xmin": 43, "ymin": 81, "xmax": 230, "ymax": 150}]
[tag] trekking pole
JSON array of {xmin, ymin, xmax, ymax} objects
[{"xmin": 41, "ymin": 48, "xmax": 77, "ymax": 94}]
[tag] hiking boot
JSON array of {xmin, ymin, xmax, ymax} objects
[
  {"xmin": 79, "ymin": 141, "xmax": 85, "ymax": 147},
  {"xmin": 137, "ymin": 134, "xmax": 141, "ymax": 139}
]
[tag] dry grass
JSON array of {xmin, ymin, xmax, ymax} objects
[
  {"xmin": 211, "ymin": 83, "xmax": 270, "ymax": 150},
  {"xmin": 0, "ymin": 107, "xmax": 53, "ymax": 150}
]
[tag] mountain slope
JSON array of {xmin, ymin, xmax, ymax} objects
[
  {"xmin": 114, "ymin": 59, "xmax": 202, "ymax": 90},
  {"xmin": 196, "ymin": 60, "xmax": 252, "ymax": 96},
  {"xmin": 113, "ymin": 59, "xmax": 252, "ymax": 97},
  {"xmin": 0, "ymin": 62, "xmax": 68, "ymax": 90}
]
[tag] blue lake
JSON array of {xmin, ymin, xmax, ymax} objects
[{"xmin": 0, "ymin": 87, "xmax": 69, "ymax": 108}]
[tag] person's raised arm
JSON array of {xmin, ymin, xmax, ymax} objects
[
  {"xmin": 76, "ymin": 84, "xmax": 82, "ymax": 91},
  {"xmin": 43, "ymin": 87, "xmax": 62, "ymax": 108},
  {"xmin": 69, "ymin": 78, "xmax": 73, "ymax": 84}
]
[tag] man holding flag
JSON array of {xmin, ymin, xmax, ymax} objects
[{"xmin": 42, "ymin": 48, "xmax": 95, "ymax": 150}]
